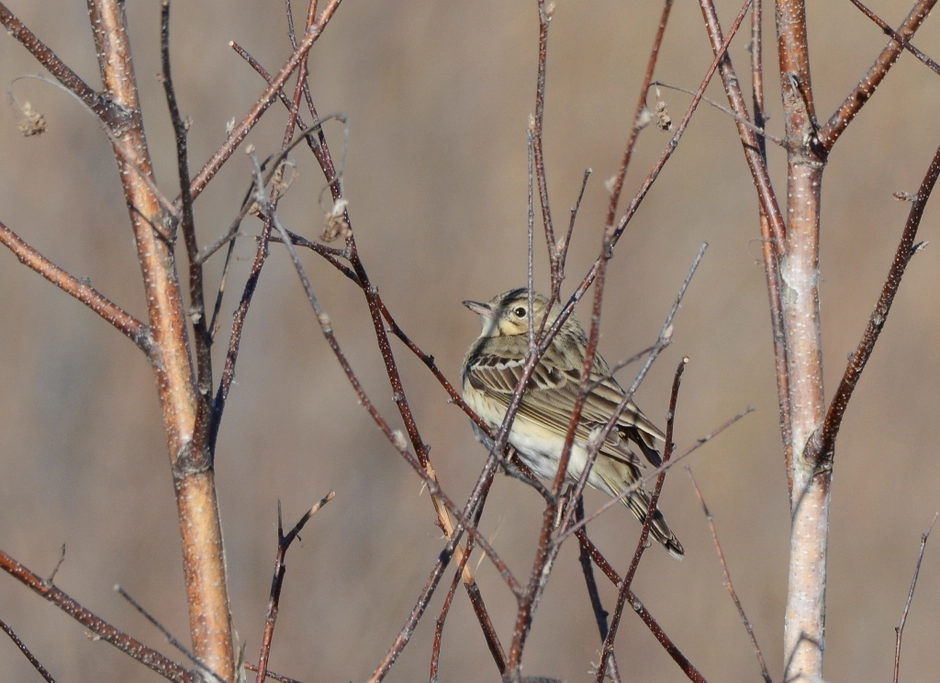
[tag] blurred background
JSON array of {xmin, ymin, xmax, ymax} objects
[{"xmin": 1, "ymin": 1, "xmax": 939, "ymax": 681}]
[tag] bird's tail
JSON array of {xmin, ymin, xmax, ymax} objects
[
  {"xmin": 623, "ymin": 489, "xmax": 684, "ymax": 560},
  {"xmin": 589, "ymin": 458, "xmax": 685, "ymax": 559}
]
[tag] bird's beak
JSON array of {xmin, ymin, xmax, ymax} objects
[{"xmin": 463, "ymin": 300, "xmax": 493, "ymax": 319}]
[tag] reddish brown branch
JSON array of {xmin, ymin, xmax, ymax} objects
[
  {"xmin": 574, "ymin": 533, "xmax": 706, "ymax": 682},
  {"xmin": 0, "ymin": 549, "xmax": 191, "ymax": 682},
  {"xmin": 849, "ymin": 0, "xmax": 940, "ymax": 72},
  {"xmin": 696, "ymin": 0, "xmax": 785, "ymax": 254},
  {"xmin": 245, "ymin": 662, "xmax": 302, "ymax": 683},
  {"xmin": 812, "ymin": 140, "xmax": 940, "ymax": 466},
  {"xmin": 0, "ymin": 219, "xmax": 150, "ymax": 351},
  {"xmin": 186, "ymin": 0, "xmax": 343, "ymax": 203},
  {"xmin": 230, "ymin": 41, "xmax": 316, "ymax": 137},
  {"xmin": 0, "ymin": 3, "xmax": 129, "ymax": 128},
  {"xmin": 820, "ymin": 0, "xmax": 938, "ymax": 149},
  {"xmin": 532, "ymin": 0, "xmax": 559, "ymax": 293},
  {"xmin": 87, "ymin": 0, "xmax": 234, "ymax": 674}
]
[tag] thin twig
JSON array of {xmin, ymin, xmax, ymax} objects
[
  {"xmin": 159, "ymin": 0, "xmax": 213, "ymax": 452},
  {"xmin": 556, "ymin": 168, "xmax": 591, "ymax": 286},
  {"xmin": 650, "ymin": 81, "xmax": 786, "ymax": 146},
  {"xmin": 115, "ymin": 585, "xmax": 224, "ymax": 683},
  {"xmin": 893, "ymin": 513, "xmax": 938, "ymax": 683},
  {"xmin": 244, "ymin": 662, "xmax": 302, "ymax": 683},
  {"xmin": 0, "ymin": 618, "xmax": 57, "ymax": 683},
  {"xmin": 686, "ymin": 468, "xmax": 772, "ymax": 683},
  {"xmin": 0, "ymin": 3, "xmax": 129, "ymax": 126},
  {"xmin": 255, "ymin": 493, "xmax": 335, "ymax": 683},
  {"xmin": 695, "ymin": 0, "xmax": 784, "ymax": 255},
  {"xmin": 532, "ymin": 0, "xmax": 559, "ymax": 292},
  {"xmin": 603, "ymin": 0, "xmax": 674, "ymax": 234}
]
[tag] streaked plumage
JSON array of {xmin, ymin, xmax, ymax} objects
[{"xmin": 461, "ymin": 288, "xmax": 683, "ymax": 559}]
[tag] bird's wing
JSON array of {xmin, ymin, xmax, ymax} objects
[{"xmin": 465, "ymin": 348, "xmax": 664, "ymax": 467}]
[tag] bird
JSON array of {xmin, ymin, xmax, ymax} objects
[{"xmin": 461, "ymin": 288, "xmax": 683, "ymax": 559}]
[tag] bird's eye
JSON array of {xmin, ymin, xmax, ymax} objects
[{"xmin": 513, "ymin": 306, "xmax": 527, "ymax": 318}]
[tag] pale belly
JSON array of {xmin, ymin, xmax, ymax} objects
[{"xmin": 469, "ymin": 412, "xmax": 612, "ymax": 496}]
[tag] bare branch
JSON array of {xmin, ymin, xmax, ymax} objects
[
  {"xmin": 574, "ymin": 534, "xmax": 707, "ymax": 682},
  {"xmin": 0, "ymin": 219, "xmax": 150, "ymax": 351},
  {"xmin": 532, "ymin": 0, "xmax": 559, "ymax": 292},
  {"xmin": 820, "ymin": 0, "xmax": 938, "ymax": 149},
  {"xmin": 848, "ymin": 0, "xmax": 940, "ymax": 73},
  {"xmin": 650, "ymin": 81, "xmax": 786, "ymax": 147},
  {"xmin": 0, "ymin": 2, "xmax": 129, "ymax": 126},
  {"xmin": 185, "ymin": 0, "xmax": 343, "ymax": 202},
  {"xmin": 696, "ymin": 0, "xmax": 785, "ymax": 255},
  {"xmin": 0, "ymin": 549, "xmax": 191, "ymax": 682},
  {"xmin": 813, "ymin": 140, "xmax": 940, "ymax": 465}
]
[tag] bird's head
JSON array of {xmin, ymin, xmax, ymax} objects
[{"xmin": 463, "ymin": 288, "xmax": 557, "ymax": 338}]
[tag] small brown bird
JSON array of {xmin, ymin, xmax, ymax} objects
[{"xmin": 461, "ymin": 288, "xmax": 683, "ymax": 559}]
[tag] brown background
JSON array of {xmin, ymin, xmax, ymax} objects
[{"xmin": 1, "ymin": 1, "xmax": 939, "ymax": 681}]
